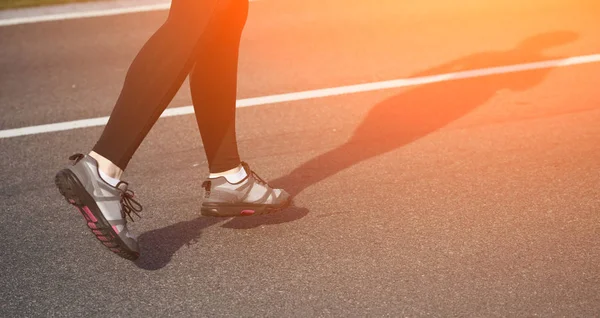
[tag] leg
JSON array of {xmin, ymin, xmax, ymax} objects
[
  {"xmin": 189, "ymin": 0, "xmax": 249, "ymax": 173},
  {"xmin": 92, "ymin": 0, "xmax": 223, "ymax": 174},
  {"xmin": 55, "ymin": 1, "xmax": 232, "ymax": 260},
  {"xmin": 186, "ymin": 0, "xmax": 292, "ymax": 217}
]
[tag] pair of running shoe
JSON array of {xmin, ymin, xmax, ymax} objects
[{"xmin": 54, "ymin": 153, "xmax": 291, "ymax": 260}]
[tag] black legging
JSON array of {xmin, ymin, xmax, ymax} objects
[{"xmin": 93, "ymin": 0, "xmax": 248, "ymax": 173}]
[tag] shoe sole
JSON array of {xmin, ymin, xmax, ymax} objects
[
  {"xmin": 200, "ymin": 198, "xmax": 292, "ymax": 217},
  {"xmin": 54, "ymin": 169, "xmax": 139, "ymax": 261}
]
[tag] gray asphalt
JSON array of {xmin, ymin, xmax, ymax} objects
[{"xmin": 1, "ymin": 0, "xmax": 600, "ymax": 316}]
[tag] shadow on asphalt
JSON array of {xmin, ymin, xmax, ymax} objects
[
  {"xmin": 134, "ymin": 216, "xmax": 221, "ymax": 270},
  {"xmin": 134, "ymin": 205, "xmax": 308, "ymax": 270},
  {"xmin": 134, "ymin": 30, "xmax": 577, "ymax": 270},
  {"xmin": 268, "ymin": 30, "xmax": 578, "ymax": 198}
]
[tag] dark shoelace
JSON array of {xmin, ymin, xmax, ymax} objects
[
  {"xmin": 118, "ymin": 183, "xmax": 143, "ymax": 222},
  {"xmin": 251, "ymin": 171, "xmax": 269, "ymax": 186},
  {"xmin": 242, "ymin": 162, "xmax": 269, "ymax": 186}
]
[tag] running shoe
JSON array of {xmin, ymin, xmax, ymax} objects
[
  {"xmin": 200, "ymin": 162, "xmax": 291, "ymax": 217},
  {"xmin": 54, "ymin": 153, "xmax": 142, "ymax": 260}
]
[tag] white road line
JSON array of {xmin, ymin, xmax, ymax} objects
[
  {"xmin": 0, "ymin": 0, "xmax": 259, "ymax": 26},
  {"xmin": 1, "ymin": 53, "xmax": 599, "ymax": 139},
  {"xmin": 0, "ymin": 3, "xmax": 170, "ymax": 26}
]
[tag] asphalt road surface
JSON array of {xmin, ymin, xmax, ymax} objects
[{"xmin": 1, "ymin": 0, "xmax": 599, "ymax": 316}]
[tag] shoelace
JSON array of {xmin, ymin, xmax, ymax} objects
[
  {"xmin": 118, "ymin": 182, "xmax": 143, "ymax": 222},
  {"xmin": 251, "ymin": 171, "xmax": 269, "ymax": 186},
  {"xmin": 241, "ymin": 162, "xmax": 269, "ymax": 186}
]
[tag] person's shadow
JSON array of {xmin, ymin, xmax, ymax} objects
[
  {"xmin": 134, "ymin": 215, "xmax": 221, "ymax": 270},
  {"xmin": 260, "ymin": 30, "xmax": 579, "ymax": 198},
  {"xmin": 135, "ymin": 31, "xmax": 578, "ymax": 270},
  {"xmin": 134, "ymin": 203, "xmax": 309, "ymax": 270}
]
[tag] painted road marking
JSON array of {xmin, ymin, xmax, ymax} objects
[
  {"xmin": 0, "ymin": 0, "xmax": 258, "ymax": 26},
  {"xmin": 1, "ymin": 53, "xmax": 599, "ymax": 139},
  {"xmin": 0, "ymin": 3, "xmax": 170, "ymax": 26}
]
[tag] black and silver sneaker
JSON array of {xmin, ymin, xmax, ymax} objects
[
  {"xmin": 200, "ymin": 162, "xmax": 291, "ymax": 217},
  {"xmin": 54, "ymin": 154, "xmax": 142, "ymax": 260}
]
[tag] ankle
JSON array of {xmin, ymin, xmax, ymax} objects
[
  {"xmin": 89, "ymin": 151, "xmax": 124, "ymax": 180},
  {"xmin": 209, "ymin": 164, "xmax": 247, "ymax": 183},
  {"xmin": 209, "ymin": 164, "xmax": 242, "ymax": 178}
]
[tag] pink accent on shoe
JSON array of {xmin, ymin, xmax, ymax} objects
[
  {"xmin": 110, "ymin": 248, "xmax": 121, "ymax": 253},
  {"xmin": 81, "ymin": 206, "xmax": 98, "ymax": 222},
  {"xmin": 87, "ymin": 222, "xmax": 97, "ymax": 229},
  {"xmin": 92, "ymin": 230, "xmax": 103, "ymax": 236},
  {"xmin": 68, "ymin": 199, "xmax": 76, "ymax": 204},
  {"xmin": 112, "ymin": 225, "xmax": 119, "ymax": 234},
  {"xmin": 73, "ymin": 206, "xmax": 86, "ymax": 218},
  {"xmin": 98, "ymin": 236, "xmax": 109, "ymax": 242},
  {"xmin": 241, "ymin": 210, "xmax": 255, "ymax": 216}
]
